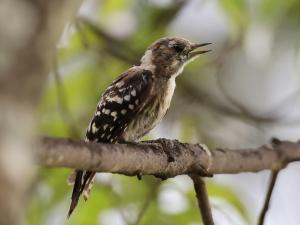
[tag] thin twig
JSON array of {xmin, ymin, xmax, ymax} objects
[
  {"xmin": 190, "ymin": 175, "xmax": 214, "ymax": 225},
  {"xmin": 213, "ymin": 40, "xmax": 300, "ymax": 126},
  {"xmin": 132, "ymin": 180, "xmax": 161, "ymax": 225},
  {"xmin": 76, "ymin": 17, "xmax": 138, "ymax": 64},
  {"xmin": 214, "ymin": 53, "xmax": 279, "ymax": 125},
  {"xmin": 257, "ymin": 170, "xmax": 280, "ymax": 225}
]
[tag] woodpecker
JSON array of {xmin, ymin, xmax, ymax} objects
[{"xmin": 68, "ymin": 37, "xmax": 211, "ymax": 217}]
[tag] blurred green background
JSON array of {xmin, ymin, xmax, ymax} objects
[{"xmin": 28, "ymin": 0, "xmax": 300, "ymax": 225}]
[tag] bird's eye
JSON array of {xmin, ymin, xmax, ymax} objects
[{"xmin": 173, "ymin": 44, "xmax": 184, "ymax": 53}]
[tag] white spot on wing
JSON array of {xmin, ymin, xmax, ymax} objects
[
  {"xmin": 103, "ymin": 124, "xmax": 108, "ymax": 130},
  {"xmin": 104, "ymin": 109, "xmax": 110, "ymax": 114},
  {"xmin": 131, "ymin": 89, "xmax": 136, "ymax": 96},
  {"xmin": 116, "ymin": 81, "xmax": 125, "ymax": 87},
  {"xmin": 121, "ymin": 109, "xmax": 127, "ymax": 115},
  {"xmin": 108, "ymin": 95, "xmax": 123, "ymax": 104},
  {"xmin": 124, "ymin": 95, "xmax": 131, "ymax": 101},
  {"xmin": 135, "ymin": 99, "xmax": 139, "ymax": 105},
  {"xmin": 111, "ymin": 111, "xmax": 118, "ymax": 121},
  {"xmin": 129, "ymin": 104, "xmax": 134, "ymax": 110},
  {"xmin": 92, "ymin": 123, "xmax": 99, "ymax": 133}
]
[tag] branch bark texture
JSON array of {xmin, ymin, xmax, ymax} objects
[
  {"xmin": 190, "ymin": 175, "xmax": 214, "ymax": 225},
  {"xmin": 36, "ymin": 137, "xmax": 300, "ymax": 177}
]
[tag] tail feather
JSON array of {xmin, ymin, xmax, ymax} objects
[
  {"xmin": 68, "ymin": 170, "xmax": 83, "ymax": 218},
  {"xmin": 67, "ymin": 170, "xmax": 96, "ymax": 218},
  {"xmin": 83, "ymin": 172, "xmax": 96, "ymax": 201},
  {"xmin": 67, "ymin": 170, "xmax": 77, "ymax": 185}
]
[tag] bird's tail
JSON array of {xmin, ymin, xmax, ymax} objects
[{"xmin": 67, "ymin": 170, "xmax": 96, "ymax": 218}]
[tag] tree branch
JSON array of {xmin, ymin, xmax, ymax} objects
[
  {"xmin": 258, "ymin": 170, "xmax": 280, "ymax": 225},
  {"xmin": 190, "ymin": 175, "xmax": 214, "ymax": 225},
  {"xmin": 35, "ymin": 137, "xmax": 300, "ymax": 177}
]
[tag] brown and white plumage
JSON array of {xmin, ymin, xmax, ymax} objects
[{"xmin": 68, "ymin": 37, "xmax": 211, "ymax": 217}]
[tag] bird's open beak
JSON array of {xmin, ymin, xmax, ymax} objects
[{"xmin": 188, "ymin": 43, "xmax": 211, "ymax": 59}]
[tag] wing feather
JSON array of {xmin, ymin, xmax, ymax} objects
[
  {"xmin": 68, "ymin": 67, "xmax": 154, "ymax": 217},
  {"xmin": 86, "ymin": 67, "xmax": 154, "ymax": 143}
]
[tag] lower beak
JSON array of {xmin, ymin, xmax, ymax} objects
[{"xmin": 188, "ymin": 43, "xmax": 211, "ymax": 59}]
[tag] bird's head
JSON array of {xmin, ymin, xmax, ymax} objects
[{"xmin": 140, "ymin": 37, "xmax": 211, "ymax": 78}]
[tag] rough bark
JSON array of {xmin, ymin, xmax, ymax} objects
[
  {"xmin": 35, "ymin": 137, "xmax": 300, "ymax": 177},
  {"xmin": 190, "ymin": 175, "xmax": 214, "ymax": 225}
]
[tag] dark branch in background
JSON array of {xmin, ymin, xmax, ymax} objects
[
  {"xmin": 177, "ymin": 79, "xmax": 265, "ymax": 124},
  {"xmin": 77, "ymin": 17, "xmax": 138, "ymax": 64},
  {"xmin": 36, "ymin": 137, "xmax": 300, "ymax": 177},
  {"xmin": 76, "ymin": 0, "xmax": 187, "ymax": 65},
  {"xmin": 214, "ymin": 41, "xmax": 300, "ymax": 126},
  {"xmin": 258, "ymin": 170, "xmax": 280, "ymax": 225},
  {"xmin": 190, "ymin": 175, "xmax": 214, "ymax": 225},
  {"xmin": 215, "ymin": 69, "xmax": 277, "ymax": 124}
]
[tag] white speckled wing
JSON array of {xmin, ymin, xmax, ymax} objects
[{"xmin": 86, "ymin": 67, "xmax": 154, "ymax": 143}]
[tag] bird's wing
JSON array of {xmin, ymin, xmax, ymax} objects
[
  {"xmin": 68, "ymin": 68, "xmax": 154, "ymax": 217},
  {"xmin": 86, "ymin": 67, "xmax": 154, "ymax": 143}
]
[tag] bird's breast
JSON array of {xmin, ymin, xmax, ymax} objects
[
  {"xmin": 121, "ymin": 77, "xmax": 176, "ymax": 141},
  {"xmin": 161, "ymin": 76, "xmax": 176, "ymax": 110}
]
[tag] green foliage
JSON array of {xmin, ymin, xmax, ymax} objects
[
  {"xmin": 259, "ymin": 0, "xmax": 300, "ymax": 25},
  {"xmin": 100, "ymin": 0, "xmax": 132, "ymax": 18},
  {"xmin": 218, "ymin": 0, "xmax": 249, "ymax": 32}
]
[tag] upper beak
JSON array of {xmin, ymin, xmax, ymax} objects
[{"xmin": 188, "ymin": 43, "xmax": 212, "ymax": 59}]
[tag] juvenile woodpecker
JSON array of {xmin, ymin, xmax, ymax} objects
[{"xmin": 68, "ymin": 37, "xmax": 211, "ymax": 217}]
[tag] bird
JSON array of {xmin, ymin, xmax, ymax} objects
[{"xmin": 67, "ymin": 37, "xmax": 211, "ymax": 217}]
